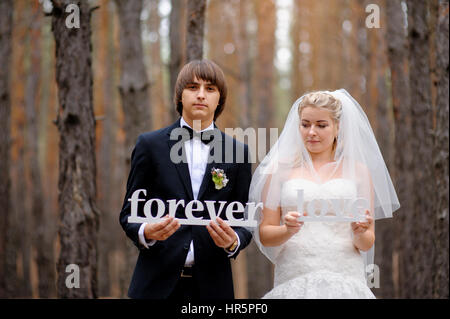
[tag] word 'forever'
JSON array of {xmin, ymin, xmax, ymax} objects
[{"xmin": 127, "ymin": 189, "xmax": 261, "ymax": 227}]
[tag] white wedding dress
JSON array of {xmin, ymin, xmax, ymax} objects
[{"xmin": 262, "ymin": 178, "xmax": 375, "ymax": 299}]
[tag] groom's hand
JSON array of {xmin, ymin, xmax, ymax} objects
[
  {"xmin": 144, "ymin": 215, "xmax": 180, "ymax": 241},
  {"xmin": 206, "ymin": 217, "xmax": 237, "ymax": 249}
]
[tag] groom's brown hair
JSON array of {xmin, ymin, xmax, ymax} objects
[{"xmin": 174, "ymin": 59, "xmax": 228, "ymax": 121}]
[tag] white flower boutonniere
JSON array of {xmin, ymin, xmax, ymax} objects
[{"xmin": 211, "ymin": 168, "xmax": 229, "ymax": 190}]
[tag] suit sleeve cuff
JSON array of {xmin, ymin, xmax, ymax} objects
[
  {"xmin": 138, "ymin": 223, "xmax": 156, "ymax": 249},
  {"xmin": 224, "ymin": 232, "xmax": 241, "ymax": 257}
]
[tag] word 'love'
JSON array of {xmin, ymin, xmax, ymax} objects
[{"xmin": 296, "ymin": 189, "xmax": 370, "ymax": 222}]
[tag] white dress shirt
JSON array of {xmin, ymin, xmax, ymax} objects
[{"xmin": 138, "ymin": 117, "xmax": 240, "ymax": 265}]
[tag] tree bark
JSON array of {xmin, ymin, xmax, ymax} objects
[
  {"xmin": 246, "ymin": 0, "xmax": 276, "ymax": 299},
  {"xmin": 27, "ymin": 1, "xmax": 56, "ymax": 298},
  {"xmin": 39, "ymin": 5, "xmax": 59, "ymax": 298},
  {"xmin": 0, "ymin": 0, "xmax": 14, "ymax": 299},
  {"xmin": 51, "ymin": 0, "xmax": 99, "ymax": 298},
  {"xmin": 370, "ymin": 0, "xmax": 395, "ymax": 299},
  {"xmin": 114, "ymin": 0, "xmax": 152, "ymax": 162},
  {"xmin": 148, "ymin": 0, "xmax": 168, "ymax": 129},
  {"xmin": 237, "ymin": 0, "xmax": 252, "ymax": 129},
  {"xmin": 385, "ymin": 0, "xmax": 411, "ymax": 299},
  {"xmin": 169, "ymin": 0, "xmax": 186, "ymax": 121},
  {"xmin": 96, "ymin": 0, "xmax": 113, "ymax": 297},
  {"xmin": 407, "ymin": 0, "xmax": 434, "ymax": 298},
  {"xmin": 290, "ymin": 0, "xmax": 303, "ymax": 100},
  {"xmin": 254, "ymin": 0, "xmax": 275, "ymax": 129},
  {"xmin": 114, "ymin": 0, "xmax": 151, "ymax": 297},
  {"xmin": 432, "ymin": 0, "xmax": 449, "ymax": 299},
  {"xmin": 186, "ymin": 0, "xmax": 207, "ymax": 62}
]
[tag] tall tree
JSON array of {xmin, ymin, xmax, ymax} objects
[
  {"xmin": 290, "ymin": 0, "xmax": 303, "ymax": 101},
  {"xmin": 148, "ymin": 0, "xmax": 168, "ymax": 129},
  {"xmin": 236, "ymin": 0, "xmax": 252, "ymax": 129},
  {"xmin": 254, "ymin": 0, "xmax": 276, "ymax": 129},
  {"xmin": 246, "ymin": 0, "xmax": 276, "ymax": 299},
  {"xmin": 95, "ymin": 0, "xmax": 114, "ymax": 297},
  {"xmin": 206, "ymin": 0, "xmax": 237, "ymax": 129},
  {"xmin": 0, "ymin": 0, "xmax": 14, "ymax": 299},
  {"xmin": 385, "ymin": 0, "xmax": 411, "ymax": 299},
  {"xmin": 51, "ymin": 0, "xmax": 100, "ymax": 298},
  {"xmin": 27, "ymin": 0, "xmax": 56, "ymax": 298},
  {"xmin": 114, "ymin": 0, "xmax": 152, "ymax": 161},
  {"xmin": 432, "ymin": 0, "xmax": 449, "ymax": 298},
  {"xmin": 186, "ymin": 0, "xmax": 207, "ymax": 61},
  {"xmin": 114, "ymin": 0, "xmax": 151, "ymax": 297},
  {"xmin": 169, "ymin": 0, "xmax": 186, "ymax": 121},
  {"xmin": 7, "ymin": 0, "xmax": 30, "ymax": 298},
  {"xmin": 40, "ymin": 8, "xmax": 59, "ymax": 298},
  {"xmin": 368, "ymin": 0, "xmax": 396, "ymax": 299},
  {"xmin": 407, "ymin": 0, "xmax": 434, "ymax": 298}
]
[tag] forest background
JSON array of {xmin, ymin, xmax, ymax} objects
[{"xmin": 0, "ymin": 0, "xmax": 448, "ymax": 299}]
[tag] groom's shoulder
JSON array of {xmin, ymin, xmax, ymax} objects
[{"xmin": 136, "ymin": 122, "xmax": 177, "ymax": 145}]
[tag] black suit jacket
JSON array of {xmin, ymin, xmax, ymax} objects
[{"xmin": 119, "ymin": 119, "xmax": 253, "ymax": 299}]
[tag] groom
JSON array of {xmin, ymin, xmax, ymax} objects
[{"xmin": 119, "ymin": 59, "xmax": 252, "ymax": 299}]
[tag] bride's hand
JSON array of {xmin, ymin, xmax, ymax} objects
[
  {"xmin": 351, "ymin": 210, "xmax": 373, "ymax": 236},
  {"xmin": 284, "ymin": 211, "xmax": 305, "ymax": 235}
]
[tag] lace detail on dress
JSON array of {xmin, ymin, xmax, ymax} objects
[{"xmin": 263, "ymin": 178, "xmax": 375, "ymax": 299}]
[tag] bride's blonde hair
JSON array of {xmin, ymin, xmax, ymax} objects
[{"xmin": 297, "ymin": 91, "xmax": 342, "ymax": 124}]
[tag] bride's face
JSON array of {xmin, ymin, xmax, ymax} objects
[{"xmin": 300, "ymin": 106, "xmax": 338, "ymax": 157}]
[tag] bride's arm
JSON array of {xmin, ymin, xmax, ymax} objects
[
  {"xmin": 259, "ymin": 208, "xmax": 303, "ymax": 247},
  {"xmin": 352, "ymin": 164, "xmax": 375, "ymax": 251},
  {"xmin": 351, "ymin": 210, "xmax": 375, "ymax": 251}
]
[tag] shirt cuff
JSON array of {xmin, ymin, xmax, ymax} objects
[
  {"xmin": 224, "ymin": 232, "xmax": 241, "ymax": 257},
  {"xmin": 138, "ymin": 223, "xmax": 156, "ymax": 249}
]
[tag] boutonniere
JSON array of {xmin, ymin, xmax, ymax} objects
[{"xmin": 211, "ymin": 168, "xmax": 229, "ymax": 190}]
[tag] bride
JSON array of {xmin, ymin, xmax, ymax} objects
[{"xmin": 249, "ymin": 89, "xmax": 400, "ymax": 299}]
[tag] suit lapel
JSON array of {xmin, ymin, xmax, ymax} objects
[
  {"xmin": 197, "ymin": 160, "xmax": 215, "ymax": 201},
  {"xmin": 167, "ymin": 120, "xmax": 194, "ymax": 200}
]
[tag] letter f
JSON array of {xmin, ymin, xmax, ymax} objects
[{"xmin": 129, "ymin": 189, "xmax": 147, "ymax": 219}]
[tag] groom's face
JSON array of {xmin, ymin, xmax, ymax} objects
[{"xmin": 181, "ymin": 77, "xmax": 220, "ymax": 128}]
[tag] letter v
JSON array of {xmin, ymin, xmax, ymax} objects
[{"xmin": 204, "ymin": 201, "xmax": 227, "ymax": 221}]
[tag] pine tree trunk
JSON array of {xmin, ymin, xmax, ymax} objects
[
  {"xmin": 237, "ymin": 0, "xmax": 252, "ymax": 128},
  {"xmin": 148, "ymin": 0, "xmax": 168, "ymax": 129},
  {"xmin": 432, "ymin": 0, "xmax": 449, "ymax": 299},
  {"xmin": 96, "ymin": 0, "xmax": 113, "ymax": 297},
  {"xmin": 371, "ymin": 0, "xmax": 395, "ymax": 299},
  {"xmin": 246, "ymin": 0, "xmax": 276, "ymax": 299},
  {"xmin": 290, "ymin": 0, "xmax": 302, "ymax": 101},
  {"xmin": 114, "ymin": 0, "xmax": 152, "ymax": 161},
  {"xmin": 254, "ymin": 0, "xmax": 275, "ymax": 129},
  {"xmin": 26, "ymin": 1, "xmax": 56, "ymax": 298},
  {"xmin": 51, "ymin": 0, "xmax": 99, "ymax": 298},
  {"xmin": 169, "ymin": 0, "xmax": 186, "ymax": 121},
  {"xmin": 385, "ymin": 0, "xmax": 412, "ymax": 299},
  {"xmin": 0, "ymin": 0, "xmax": 14, "ymax": 299},
  {"xmin": 114, "ymin": 0, "xmax": 151, "ymax": 297},
  {"xmin": 186, "ymin": 0, "xmax": 207, "ymax": 62},
  {"xmin": 407, "ymin": 0, "xmax": 434, "ymax": 298},
  {"xmin": 40, "ymin": 10, "xmax": 59, "ymax": 298}
]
